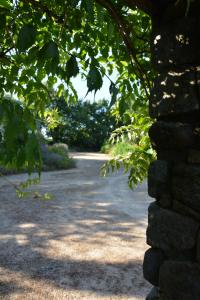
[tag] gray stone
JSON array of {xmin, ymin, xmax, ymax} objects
[
  {"xmin": 147, "ymin": 203, "xmax": 199, "ymax": 256},
  {"xmin": 148, "ymin": 160, "xmax": 170, "ymax": 198},
  {"xmin": 173, "ymin": 200, "xmax": 200, "ymax": 222},
  {"xmin": 143, "ymin": 248, "xmax": 166, "ymax": 286},
  {"xmin": 158, "ymin": 194, "xmax": 172, "ymax": 209},
  {"xmin": 157, "ymin": 150, "xmax": 187, "ymax": 163},
  {"xmin": 159, "ymin": 261, "xmax": 200, "ymax": 300},
  {"xmin": 151, "ymin": 17, "xmax": 200, "ymax": 70},
  {"xmin": 172, "ymin": 176, "xmax": 200, "ymax": 212},
  {"xmin": 149, "ymin": 122, "xmax": 195, "ymax": 150},
  {"xmin": 188, "ymin": 149, "xmax": 200, "ymax": 163},
  {"xmin": 149, "ymin": 68, "xmax": 200, "ymax": 118},
  {"xmin": 173, "ymin": 163, "xmax": 200, "ymax": 177},
  {"xmin": 146, "ymin": 287, "xmax": 160, "ymax": 300},
  {"xmin": 196, "ymin": 231, "xmax": 200, "ymax": 262}
]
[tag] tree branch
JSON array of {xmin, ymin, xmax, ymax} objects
[
  {"xmin": 95, "ymin": 0, "xmax": 151, "ymax": 94},
  {"xmin": 124, "ymin": 0, "xmax": 159, "ymax": 16}
]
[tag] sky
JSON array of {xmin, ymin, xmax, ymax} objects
[{"xmin": 71, "ymin": 72, "xmax": 118, "ymax": 102}]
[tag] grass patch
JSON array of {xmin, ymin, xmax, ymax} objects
[{"xmin": 101, "ymin": 141, "xmax": 135, "ymax": 157}]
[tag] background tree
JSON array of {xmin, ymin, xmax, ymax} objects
[{"xmin": 47, "ymin": 98, "xmax": 116, "ymax": 151}]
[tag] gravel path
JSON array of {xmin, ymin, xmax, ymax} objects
[{"xmin": 0, "ymin": 152, "xmax": 151, "ymax": 300}]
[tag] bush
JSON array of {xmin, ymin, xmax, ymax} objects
[
  {"xmin": 41, "ymin": 143, "xmax": 75, "ymax": 170},
  {"xmin": 0, "ymin": 143, "xmax": 75, "ymax": 175},
  {"xmin": 48, "ymin": 143, "xmax": 69, "ymax": 156}
]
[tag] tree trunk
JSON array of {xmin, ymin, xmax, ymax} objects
[{"xmin": 143, "ymin": 2, "xmax": 200, "ymax": 299}]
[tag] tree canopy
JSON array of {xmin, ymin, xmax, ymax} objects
[
  {"xmin": 2, "ymin": 1, "xmax": 193, "ymax": 182},
  {"xmin": 47, "ymin": 98, "xmax": 116, "ymax": 151},
  {"xmin": 0, "ymin": 0, "xmax": 155, "ymax": 175}
]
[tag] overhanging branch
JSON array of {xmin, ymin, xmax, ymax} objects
[
  {"xmin": 95, "ymin": 0, "xmax": 151, "ymax": 94},
  {"xmin": 124, "ymin": 0, "xmax": 159, "ymax": 16}
]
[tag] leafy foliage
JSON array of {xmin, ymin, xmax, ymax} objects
[
  {"xmin": 0, "ymin": 98, "xmax": 41, "ymax": 173},
  {"xmin": 101, "ymin": 110, "xmax": 156, "ymax": 187},
  {"xmin": 0, "ymin": 0, "xmax": 155, "ymax": 185},
  {"xmin": 48, "ymin": 98, "xmax": 116, "ymax": 151}
]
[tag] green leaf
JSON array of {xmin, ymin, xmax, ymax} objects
[
  {"xmin": 39, "ymin": 41, "xmax": 59, "ymax": 60},
  {"xmin": 71, "ymin": 0, "xmax": 80, "ymax": 7},
  {"xmin": 17, "ymin": 25, "xmax": 37, "ymax": 52},
  {"xmin": 86, "ymin": 67, "xmax": 103, "ymax": 95},
  {"xmin": 85, "ymin": 0, "xmax": 94, "ymax": 23},
  {"xmin": 0, "ymin": 14, "xmax": 6, "ymax": 29},
  {"xmin": 65, "ymin": 56, "xmax": 79, "ymax": 82},
  {"xmin": 109, "ymin": 83, "xmax": 118, "ymax": 107},
  {"xmin": 0, "ymin": 0, "xmax": 11, "ymax": 9}
]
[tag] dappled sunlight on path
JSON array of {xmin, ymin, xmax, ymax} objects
[{"xmin": 0, "ymin": 153, "xmax": 151, "ymax": 299}]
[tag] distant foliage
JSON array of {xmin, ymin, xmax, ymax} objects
[
  {"xmin": 0, "ymin": 0, "xmax": 155, "ymax": 186},
  {"xmin": 48, "ymin": 99, "xmax": 116, "ymax": 151}
]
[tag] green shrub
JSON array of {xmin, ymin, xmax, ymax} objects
[
  {"xmin": 42, "ymin": 143, "xmax": 75, "ymax": 171},
  {"xmin": 100, "ymin": 142, "xmax": 111, "ymax": 154},
  {"xmin": 101, "ymin": 141, "xmax": 135, "ymax": 156},
  {"xmin": 110, "ymin": 142, "xmax": 135, "ymax": 156},
  {"xmin": 49, "ymin": 143, "xmax": 69, "ymax": 157}
]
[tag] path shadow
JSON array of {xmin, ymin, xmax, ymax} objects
[{"xmin": 0, "ymin": 156, "xmax": 150, "ymax": 298}]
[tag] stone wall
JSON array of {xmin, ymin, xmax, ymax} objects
[{"xmin": 143, "ymin": 6, "xmax": 200, "ymax": 300}]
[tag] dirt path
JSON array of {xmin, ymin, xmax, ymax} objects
[{"xmin": 0, "ymin": 152, "xmax": 151, "ymax": 300}]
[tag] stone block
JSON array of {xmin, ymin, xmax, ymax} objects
[
  {"xmin": 173, "ymin": 163, "xmax": 200, "ymax": 177},
  {"xmin": 188, "ymin": 149, "xmax": 200, "ymax": 163},
  {"xmin": 149, "ymin": 68, "xmax": 200, "ymax": 118},
  {"xmin": 148, "ymin": 160, "xmax": 170, "ymax": 198},
  {"xmin": 172, "ymin": 164, "xmax": 200, "ymax": 211},
  {"xmin": 173, "ymin": 200, "xmax": 200, "ymax": 222},
  {"xmin": 172, "ymin": 176, "xmax": 200, "ymax": 212},
  {"xmin": 151, "ymin": 17, "xmax": 200, "ymax": 70},
  {"xmin": 158, "ymin": 194, "xmax": 172, "ymax": 209},
  {"xmin": 147, "ymin": 203, "xmax": 199, "ymax": 256},
  {"xmin": 159, "ymin": 261, "xmax": 200, "ymax": 300},
  {"xmin": 149, "ymin": 122, "xmax": 195, "ymax": 150},
  {"xmin": 146, "ymin": 287, "xmax": 160, "ymax": 300},
  {"xmin": 196, "ymin": 232, "xmax": 200, "ymax": 262},
  {"xmin": 157, "ymin": 150, "xmax": 187, "ymax": 163},
  {"xmin": 143, "ymin": 248, "xmax": 166, "ymax": 286}
]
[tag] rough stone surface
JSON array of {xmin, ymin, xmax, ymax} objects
[
  {"xmin": 173, "ymin": 200, "xmax": 200, "ymax": 222},
  {"xmin": 172, "ymin": 176, "xmax": 200, "ymax": 212},
  {"xmin": 148, "ymin": 160, "xmax": 170, "ymax": 198},
  {"xmin": 146, "ymin": 287, "xmax": 160, "ymax": 300},
  {"xmin": 147, "ymin": 203, "xmax": 199, "ymax": 256},
  {"xmin": 157, "ymin": 150, "xmax": 187, "ymax": 163},
  {"xmin": 149, "ymin": 68, "xmax": 200, "ymax": 118},
  {"xmin": 143, "ymin": 248, "xmax": 166, "ymax": 286},
  {"xmin": 158, "ymin": 194, "xmax": 172, "ymax": 209},
  {"xmin": 147, "ymin": 10, "xmax": 200, "ymax": 300},
  {"xmin": 159, "ymin": 261, "xmax": 200, "ymax": 300},
  {"xmin": 151, "ymin": 17, "xmax": 200, "ymax": 70},
  {"xmin": 173, "ymin": 163, "xmax": 200, "ymax": 177},
  {"xmin": 149, "ymin": 122, "xmax": 195, "ymax": 150},
  {"xmin": 196, "ymin": 231, "xmax": 200, "ymax": 263},
  {"xmin": 188, "ymin": 149, "xmax": 200, "ymax": 163}
]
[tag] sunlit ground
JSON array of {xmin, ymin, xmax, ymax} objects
[{"xmin": 0, "ymin": 153, "xmax": 151, "ymax": 300}]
